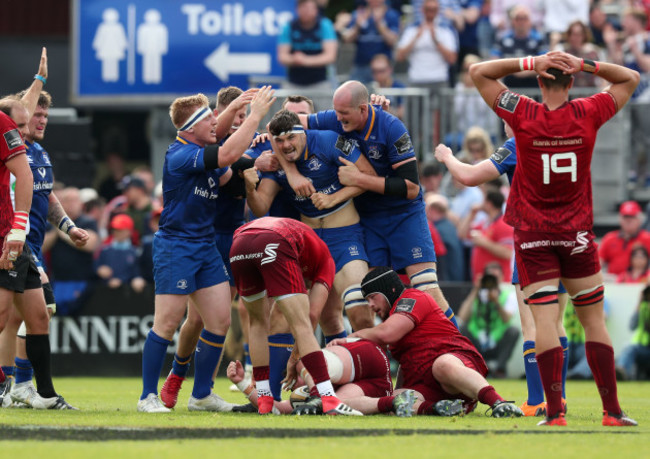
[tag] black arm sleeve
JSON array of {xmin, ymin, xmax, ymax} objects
[
  {"xmin": 384, "ymin": 160, "xmax": 420, "ymax": 198},
  {"xmin": 221, "ymin": 171, "xmax": 247, "ymax": 198},
  {"xmin": 203, "ymin": 145, "xmax": 220, "ymax": 170},
  {"xmin": 231, "ymin": 156, "xmax": 255, "ymax": 173}
]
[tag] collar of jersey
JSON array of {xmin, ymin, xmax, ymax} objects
[
  {"xmin": 302, "ymin": 143, "xmax": 309, "ymax": 161},
  {"xmin": 175, "ymin": 135, "xmax": 197, "ymax": 146},
  {"xmin": 360, "ymin": 104, "xmax": 376, "ymax": 141}
]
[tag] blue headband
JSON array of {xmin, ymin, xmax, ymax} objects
[{"xmin": 180, "ymin": 106, "xmax": 210, "ymax": 131}]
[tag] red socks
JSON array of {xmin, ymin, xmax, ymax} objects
[
  {"xmin": 477, "ymin": 385, "xmax": 503, "ymax": 408},
  {"xmin": 536, "ymin": 347, "xmax": 564, "ymax": 417},
  {"xmin": 585, "ymin": 341, "xmax": 621, "ymax": 415}
]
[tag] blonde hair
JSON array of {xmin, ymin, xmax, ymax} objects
[
  {"xmin": 169, "ymin": 93, "xmax": 210, "ymax": 130},
  {"xmin": 462, "ymin": 126, "xmax": 494, "ymax": 161}
]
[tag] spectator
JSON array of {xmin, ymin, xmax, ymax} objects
[
  {"xmin": 604, "ymin": 7, "xmax": 650, "ymax": 186},
  {"xmin": 419, "ymin": 160, "xmax": 444, "ymax": 193},
  {"xmin": 457, "ymin": 0, "xmax": 483, "ymax": 65},
  {"xmin": 341, "ymin": 0, "xmax": 401, "ymax": 83},
  {"xmin": 369, "ymin": 53, "xmax": 407, "ymax": 119},
  {"xmin": 553, "ymin": 20, "xmax": 605, "ymax": 87},
  {"xmin": 447, "ymin": 54, "xmax": 500, "ymax": 151},
  {"xmin": 42, "ymin": 187, "xmax": 100, "ymax": 315},
  {"xmin": 491, "ymin": 5, "xmax": 546, "ymax": 88},
  {"xmin": 104, "ymin": 175, "xmax": 154, "ymax": 246},
  {"xmin": 599, "ymin": 200, "xmax": 650, "ymax": 280},
  {"xmin": 458, "ymin": 189, "xmax": 513, "ymax": 282},
  {"xmin": 617, "ymin": 246, "xmax": 650, "ymax": 283},
  {"xmin": 589, "ymin": 1, "xmax": 620, "ymax": 49},
  {"xmin": 97, "ymin": 151, "xmax": 127, "ymax": 202},
  {"xmin": 457, "ymin": 262, "xmax": 520, "ymax": 377},
  {"xmin": 132, "ymin": 165, "xmax": 156, "ymax": 197},
  {"xmin": 489, "ymin": 0, "xmax": 544, "ymax": 36},
  {"xmin": 396, "ymin": 0, "xmax": 458, "ymax": 116},
  {"xmin": 277, "ymin": 0, "xmax": 338, "ymax": 110},
  {"xmin": 96, "ymin": 214, "xmax": 146, "ymax": 293},
  {"xmin": 616, "ymin": 285, "xmax": 650, "ymax": 381},
  {"xmin": 441, "ymin": 126, "xmax": 495, "ymax": 196},
  {"xmin": 541, "ymin": 0, "xmax": 589, "ymax": 48},
  {"xmin": 425, "ymin": 192, "xmax": 466, "ymax": 281}
]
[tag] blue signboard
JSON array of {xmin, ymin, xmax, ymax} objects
[{"xmin": 72, "ymin": 0, "xmax": 294, "ymax": 103}]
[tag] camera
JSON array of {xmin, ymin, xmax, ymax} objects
[{"xmin": 478, "ymin": 274, "xmax": 498, "ymax": 303}]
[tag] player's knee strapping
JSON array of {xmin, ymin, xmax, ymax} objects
[
  {"xmin": 341, "ymin": 284, "xmax": 367, "ymax": 310},
  {"xmin": 409, "ymin": 268, "xmax": 438, "ymax": 291},
  {"xmin": 527, "ymin": 286, "xmax": 559, "ymax": 306},
  {"xmin": 570, "ymin": 284, "xmax": 604, "ymax": 307},
  {"xmin": 42, "ymin": 282, "xmax": 56, "ymax": 315}
]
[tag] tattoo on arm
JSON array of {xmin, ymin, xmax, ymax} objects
[{"xmin": 47, "ymin": 201, "xmax": 67, "ymax": 227}]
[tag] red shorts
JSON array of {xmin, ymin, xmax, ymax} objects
[
  {"xmin": 402, "ymin": 350, "xmax": 487, "ymax": 407},
  {"xmin": 344, "ymin": 340, "xmax": 393, "ymax": 397},
  {"xmin": 230, "ymin": 230, "xmax": 306, "ymax": 298},
  {"xmin": 514, "ymin": 229, "xmax": 600, "ymax": 288}
]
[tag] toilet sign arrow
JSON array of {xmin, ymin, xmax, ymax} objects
[{"xmin": 204, "ymin": 42, "xmax": 271, "ymax": 82}]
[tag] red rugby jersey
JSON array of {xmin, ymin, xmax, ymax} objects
[{"xmin": 494, "ymin": 90, "xmax": 617, "ymax": 232}]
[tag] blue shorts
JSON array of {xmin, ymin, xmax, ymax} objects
[
  {"xmin": 360, "ymin": 204, "xmax": 436, "ymax": 270},
  {"xmin": 512, "ymin": 260, "xmax": 567, "ymax": 294},
  {"xmin": 312, "ymin": 224, "xmax": 368, "ymax": 272},
  {"xmin": 153, "ymin": 234, "xmax": 229, "ymax": 295},
  {"xmin": 215, "ymin": 231, "xmax": 235, "ymax": 286}
]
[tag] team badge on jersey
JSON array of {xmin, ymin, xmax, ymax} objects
[
  {"xmin": 395, "ymin": 298, "xmax": 416, "ymax": 313},
  {"xmin": 394, "ymin": 132, "xmax": 413, "ymax": 155},
  {"xmin": 307, "ymin": 157, "xmax": 322, "ymax": 171},
  {"xmin": 3, "ymin": 129, "xmax": 23, "ymax": 150},
  {"xmin": 335, "ymin": 136, "xmax": 354, "ymax": 156},
  {"xmin": 490, "ymin": 147, "xmax": 512, "ymax": 165},
  {"xmin": 497, "ymin": 91, "xmax": 520, "ymax": 113},
  {"xmin": 367, "ymin": 145, "xmax": 381, "ymax": 160}
]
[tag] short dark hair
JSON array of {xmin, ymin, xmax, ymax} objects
[
  {"xmin": 486, "ymin": 189, "xmax": 505, "ymax": 209},
  {"xmin": 16, "ymin": 89, "xmax": 52, "ymax": 109},
  {"xmin": 268, "ymin": 110, "xmax": 301, "ymax": 136},
  {"xmin": 420, "ymin": 161, "xmax": 442, "ymax": 177},
  {"xmin": 281, "ymin": 95, "xmax": 315, "ymax": 113},
  {"xmin": 539, "ymin": 68, "xmax": 573, "ymax": 89}
]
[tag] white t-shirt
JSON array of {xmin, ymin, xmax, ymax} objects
[{"xmin": 397, "ymin": 22, "xmax": 457, "ymax": 83}]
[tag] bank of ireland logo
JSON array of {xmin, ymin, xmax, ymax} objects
[
  {"xmin": 176, "ymin": 279, "xmax": 188, "ymax": 290},
  {"xmin": 261, "ymin": 243, "xmax": 280, "ymax": 265},
  {"xmin": 411, "ymin": 247, "xmax": 423, "ymax": 259}
]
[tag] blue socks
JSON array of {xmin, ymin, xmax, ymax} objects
[
  {"xmin": 523, "ymin": 340, "xmax": 545, "ymax": 405},
  {"xmin": 243, "ymin": 343, "xmax": 252, "ymax": 367},
  {"xmin": 172, "ymin": 352, "xmax": 193, "ymax": 378},
  {"xmin": 141, "ymin": 330, "xmax": 171, "ymax": 400},
  {"xmin": 14, "ymin": 358, "xmax": 32, "ymax": 384},
  {"xmin": 324, "ymin": 330, "xmax": 347, "ymax": 345},
  {"xmin": 559, "ymin": 336, "xmax": 569, "ymax": 399},
  {"xmin": 268, "ymin": 333, "xmax": 294, "ymax": 401},
  {"xmin": 191, "ymin": 329, "xmax": 225, "ymax": 399},
  {"xmin": 445, "ymin": 307, "xmax": 459, "ymax": 329}
]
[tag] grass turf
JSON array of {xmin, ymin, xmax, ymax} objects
[{"xmin": 1, "ymin": 377, "xmax": 647, "ymax": 457}]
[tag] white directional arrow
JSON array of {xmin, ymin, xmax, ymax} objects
[{"xmin": 204, "ymin": 43, "xmax": 271, "ymax": 82}]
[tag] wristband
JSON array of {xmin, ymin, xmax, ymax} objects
[
  {"xmin": 58, "ymin": 216, "xmax": 76, "ymax": 234},
  {"xmin": 12, "ymin": 211, "xmax": 29, "ymax": 230},
  {"xmin": 582, "ymin": 59, "xmax": 599, "ymax": 73},
  {"xmin": 34, "ymin": 74, "xmax": 46, "ymax": 85},
  {"xmin": 519, "ymin": 56, "xmax": 534, "ymax": 71}
]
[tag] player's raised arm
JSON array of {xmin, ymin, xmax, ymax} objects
[
  {"xmin": 434, "ymin": 143, "xmax": 501, "ymax": 187},
  {"xmin": 20, "ymin": 47, "xmax": 48, "ymax": 119}
]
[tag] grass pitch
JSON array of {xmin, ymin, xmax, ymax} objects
[{"xmin": 1, "ymin": 377, "xmax": 647, "ymax": 458}]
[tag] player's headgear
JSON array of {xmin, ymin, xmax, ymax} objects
[
  {"xmin": 179, "ymin": 106, "xmax": 210, "ymax": 131},
  {"xmin": 360, "ymin": 267, "xmax": 405, "ymax": 306}
]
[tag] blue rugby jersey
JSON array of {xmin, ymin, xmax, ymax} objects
[
  {"xmin": 262, "ymin": 130, "xmax": 360, "ymax": 218},
  {"xmin": 212, "ymin": 135, "xmax": 248, "ymax": 233},
  {"xmin": 25, "ymin": 141, "xmax": 54, "ymax": 253},
  {"xmin": 308, "ymin": 106, "xmax": 422, "ymax": 216},
  {"xmin": 158, "ymin": 137, "xmax": 227, "ymax": 240}
]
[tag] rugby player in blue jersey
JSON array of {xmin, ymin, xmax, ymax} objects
[
  {"xmin": 282, "ymin": 81, "xmax": 457, "ymax": 327},
  {"xmin": 138, "ymin": 87, "xmax": 275, "ymax": 413}
]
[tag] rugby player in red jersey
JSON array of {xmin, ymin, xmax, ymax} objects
[
  {"xmin": 470, "ymin": 50, "xmax": 640, "ymax": 426},
  {"xmin": 229, "ymin": 216, "xmax": 362, "ymax": 416}
]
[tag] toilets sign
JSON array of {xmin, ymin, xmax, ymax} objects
[{"xmin": 72, "ymin": 0, "xmax": 293, "ymax": 103}]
